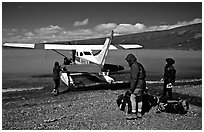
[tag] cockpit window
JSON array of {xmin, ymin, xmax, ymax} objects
[
  {"xmin": 84, "ymin": 52, "xmax": 91, "ymax": 55},
  {"xmin": 80, "ymin": 52, "xmax": 83, "ymax": 56}
]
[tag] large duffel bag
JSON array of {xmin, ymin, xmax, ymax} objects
[
  {"xmin": 116, "ymin": 91, "xmax": 132, "ymax": 114},
  {"xmin": 156, "ymin": 99, "xmax": 189, "ymax": 114}
]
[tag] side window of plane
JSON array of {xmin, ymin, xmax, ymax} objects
[
  {"xmin": 84, "ymin": 52, "xmax": 91, "ymax": 55},
  {"xmin": 80, "ymin": 52, "xmax": 83, "ymax": 56}
]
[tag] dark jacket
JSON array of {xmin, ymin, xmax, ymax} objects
[
  {"xmin": 164, "ymin": 65, "xmax": 176, "ymax": 84},
  {"xmin": 53, "ymin": 65, "xmax": 61, "ymax": 80},
  {"xmin": 126, "ymin": 54, "xmax": 146, "ymax": 93}
]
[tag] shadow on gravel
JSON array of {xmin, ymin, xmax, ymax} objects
[{"xmin": 60, "ymin": 82, "xmax": 130, "ymax": 94}]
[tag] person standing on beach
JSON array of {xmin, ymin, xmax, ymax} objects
[
  {"xmin": 125, "ymin": 54, "xmax": 146, "ymax": 120},
  {"xmin": 52, "ymin": 61, "xmax": 62, "ymax": 96},
  {"xmin": 161, "ymin": 58, "xmax": 176, "ymax": 99}
]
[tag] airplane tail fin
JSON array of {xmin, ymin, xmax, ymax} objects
[{"xmin": 94, "ymin": 30, "xmax": 114, "ymax": 66}]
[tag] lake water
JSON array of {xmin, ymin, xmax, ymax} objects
[{"xmin": 2, "ymin": 49, "xmax": 202, "ymax": 83}]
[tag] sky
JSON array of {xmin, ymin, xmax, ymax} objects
[{"xmin": 2, "ymin": 2, "xmax": 202, "ymax": 43}]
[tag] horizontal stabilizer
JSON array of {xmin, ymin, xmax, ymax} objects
[{"xmin": 119, "ymin": 44, "xmax": 143, "ymax": 49}]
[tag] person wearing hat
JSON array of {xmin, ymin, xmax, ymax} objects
[
  {"xmin": 161, "ymin": 58, "xmax": 176, "ymax": 99},
  {"xmin": 125, "ymin": 54, "xmax": 146, "ymax": 119}
]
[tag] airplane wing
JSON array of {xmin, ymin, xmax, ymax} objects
[{"xmin": 3, "ymin": 43, "xmax": 142, "ymax": 50}]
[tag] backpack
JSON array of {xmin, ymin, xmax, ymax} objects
[
  {"xmin": 142, "ymin": 93, "xmax": 159, "ymax": 113},
  {"xmin": 116, "ymin": 91, "xmax": 132, "ymax": 114},
  {"xmin": 156, "ymin": 99, "xmax": 189, "ymax": 114}
]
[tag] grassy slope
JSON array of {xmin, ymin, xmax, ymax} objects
[{"xmin": 71, "ymin": 23, "xmax": 202, "ymax": 50}]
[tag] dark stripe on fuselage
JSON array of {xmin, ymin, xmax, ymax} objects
[{"xmin": 75, "ymin": 56, "xmax": 90, "ymax": 64}]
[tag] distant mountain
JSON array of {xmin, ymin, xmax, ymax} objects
[{"xmin": 74, "ymin": 23, "xmax": 202, "ymax": 50}]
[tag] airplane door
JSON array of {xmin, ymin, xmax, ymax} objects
[{"xmin": 72, "ymin": 50, "xmax": 76, "ymax": 63}]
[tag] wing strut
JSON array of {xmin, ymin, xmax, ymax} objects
[{"xmin": 52, "ymin": 49, "xmax": 67, "ymax": 58}]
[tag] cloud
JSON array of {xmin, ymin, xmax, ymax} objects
[
  {"xmin": 34, "ymin": 25, "xmax": 63, "ymax": 35},
  {"xmin": 174, "ymin": 18, "xmax": 202, "ymax": 28},
  {"xmin": 94, "ymin": 23, "xmax": 117, "ymax": 31},
  {"xmin": 2, "ymin": 28, "xmax": 18, "ymax": 37},
  {"xmin": 2, "ymin": 18, "xmax": 202, "ymax": 43},
  {"xmin": 146, "ymin": 18, "xmax": 202, "ymax": 32},
  {"xmin": 115, "ymin": 23, "xmax": 146, "ymax": 35},
  {"xmin": 59, "ymin": 29, "xmax": 95, "ymax": 40},
  {"xmin": 24, "ymin": 32, "xmax": 34, "ymax": 37},
  {"xmin": 94, "ymin": 22, "xmax": 145, "ymax": 35},
  {"xmin": 74, "ymin": 18, "xmax": 89, "ymax": 27}
]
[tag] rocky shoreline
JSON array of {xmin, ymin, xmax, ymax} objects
[{"xmin": 2, "ymin": 74, "xmax": 202, "ymax": 130}]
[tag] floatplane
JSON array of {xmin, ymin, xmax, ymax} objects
[{"xmin": 3, "ymin": 30, "xmax": 142, "ymax": 87}]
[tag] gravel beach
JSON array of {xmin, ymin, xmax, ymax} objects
[{"xmin": 2, "ymin": 74, "xmax": 202, "ymax": 130}]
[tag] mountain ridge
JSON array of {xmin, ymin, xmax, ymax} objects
[{"xmin": 74, "ymin": 23, "xmax": 202, "ymax": 50}]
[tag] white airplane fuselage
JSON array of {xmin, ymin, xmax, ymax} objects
[{"xmin": 74, "ymin": 48, "xmax": 95, "ymax": 64}]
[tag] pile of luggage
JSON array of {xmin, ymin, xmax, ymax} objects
[{"xmin": 117, "ymin": 91, "xmax": 189, "ymax": 115}]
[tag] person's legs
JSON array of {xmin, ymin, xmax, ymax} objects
[
  {"xmin": 128, "ymin": 89, "xmax": 143, "ymax": 119},
  {"xmin": 136, "ymin": 95, "xmax": 143, "ymax": 118},
  {"xmin": 167, "ymin": 88, "xmax": 172, "ymax": 99},
  {"xmin": 162, "ymin": 82, "xmax": 167, "ymax": 98},
  {"xmin": 126, "ymin": 94, "xmax": 137, "ymax": 120},
  {"xmin": 53, "ymin": 79, "xmax": 60, "ymax": 95},
  {"xmin": 130, "ymin": 94, "xmax": 137, "ymax": 113},
  {"xmin": 137, "ymin": 80, "xmax": 145, "ymax": 118}
]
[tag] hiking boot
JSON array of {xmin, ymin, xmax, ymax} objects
[
  {"xmin": 137, "ymin": 112, "xmax": 142, "ymax": 118},
  {"xmin": 52, "ymin": 89, "xmax": 58, "ymax": 96},
  {"xmin": 126, "ymin": 112, "xmax": 137, "ymax": 120},
  {"xmin": 155, "ymin": 108, "xmax": 162, "ymax": 113}
]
